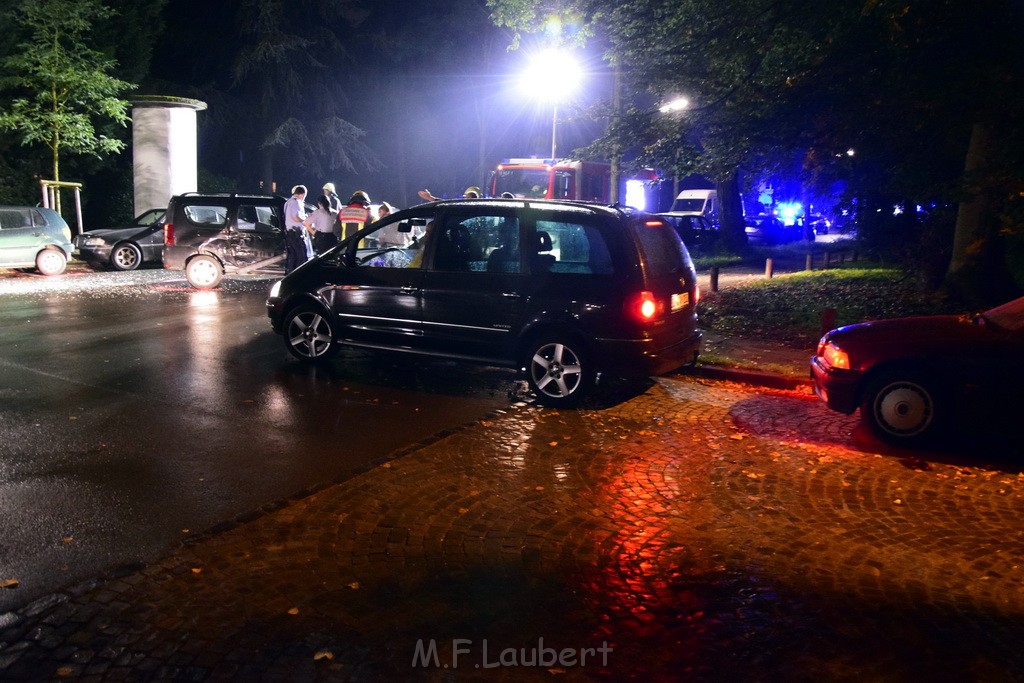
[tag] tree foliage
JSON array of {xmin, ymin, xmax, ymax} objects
[
  {"xmin": 0, "ymin": 0, "xmax": 135, "ymax": 182},
  {"xmin": 488, "ymin": 0, "xmax": 1024, "ymax": 301}
]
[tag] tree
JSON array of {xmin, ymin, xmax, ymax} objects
[
  {"xmin": 490, "ymin": 0, "xmax": 1024, "ymax": 302},
  {"xmin": 0, "ymin": 0, "xmax": 135, "ymax": 183},
  {"xmin": 230, "ymin": 0, "xmax": 380, "ymax": 191}
]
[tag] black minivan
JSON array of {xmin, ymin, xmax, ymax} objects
[
  {"xmin": 163, "ymin": 192, "xmax": 288, "ymax": 288},
  {"xmin": 266, "ymin": 198, "xmax": 701, "ymax": 406}
]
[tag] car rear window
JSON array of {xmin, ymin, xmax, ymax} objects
[{"xmin": 631, "ymin": 217, "xmax": 689, "ymax": 276}]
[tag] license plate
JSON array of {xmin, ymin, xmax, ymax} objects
[{"xmin": 671, "ymin": 292, "xmax": 689, "ymax": 311}]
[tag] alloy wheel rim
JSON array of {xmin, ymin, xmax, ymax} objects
[
  {"xmin": 289, "ymin": 313, "xmax": 332, "ymax": 357},
  {"xmin": 115, "ymin": 247, "xmax": 139, "ymax": 269},
  {"xmin": 531, "ymin": 342, "xmax": 582, "ymax": 398}
]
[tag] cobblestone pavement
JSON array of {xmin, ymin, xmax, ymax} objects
[{"xmin": 3, "ymin": 376, "xmax": 1024, "ymax": 681}]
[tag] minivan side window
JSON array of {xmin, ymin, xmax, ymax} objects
[
  {"xmin": 432, "ymin": 214, "xmax": 520, "ymax": 273},
  {"xmin": 238, "ymin": 204, "xmax": 279, "ymax": 233},
  {"xmin": 353, "ymin": 214, "xmax": 434, "ymax": 269},
  {"xmin": 533, "ymin": 219, "xmax": 614, "ymax": 275},
  {"xmin": 184, "ymin": 205, "xmax": 228, "ymax": 227}
]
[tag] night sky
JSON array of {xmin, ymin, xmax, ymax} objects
[{"xmin": 145, "ymin": 0, "xmax": 615, "ymax": 210}]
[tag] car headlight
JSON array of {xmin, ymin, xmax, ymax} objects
[
  {"xmin": 818, "ymin": 340, "xmax": 850, "ymax": 370},
  {"xmin": 81, "ymin": 237, "xmax": 106, "ymax": 246},
  {"xmin": 269, "ymin": 280, "xmax": 282, "ymax": 298}
]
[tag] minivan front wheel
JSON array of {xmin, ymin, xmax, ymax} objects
[
  {"xmin": 283, "ymin": 304, "xmax": 339, "ymax": 362},
  {"xmin": 524, "ymin": 335, "xmax": 593, "ymax": 407},
  {"xmin": 185, "ymin": 254, "xmax": 223, "ymax": 289}
]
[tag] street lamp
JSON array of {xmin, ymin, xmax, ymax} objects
[
  {"xmin": 658, "ymin": 96, "xmax": 691, "ymax": 205},
  {"xmin": 520, "ymin": 49, "xmax": 582, "ymax": 159},
  {"xmin": 659, "ymin": 97, "xmax": 690, "ymax": 114}
]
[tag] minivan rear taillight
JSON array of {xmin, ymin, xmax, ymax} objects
[
  {"xmin": 164, "ymin": 223, "xmax": 175, "ymax": 246},
  {"xmin": 625, "ymin": 291, "xmax": 662, "ymax": 322}
]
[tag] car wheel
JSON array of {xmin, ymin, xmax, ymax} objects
[
  {"xmin": 283, "ymin": 304, "xmax": 339, "ymax": 362},
  {"xmin": 184, "ymin": 255, "xmax": 223, "ymax": 289},
  {"xmin": 35, "ymin": 248, "xmax": 67, "ymax": 276},
  {"xmin": 110, "ymin": 242, "xmax": 142, "ymax": 271},
  {"xmin": 524, "ymin": 334, "xmax": 593, "ymax": 407},
  {"xmin": 860, "ymin": 370, "xmax": 943, "ymax": 446}
]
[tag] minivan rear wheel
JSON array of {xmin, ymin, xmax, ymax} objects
[
  {"xmin": 283, "ymin": 304, "xmax": 339, "ymax": 362},
  {"xmin": 524, "ymin": 334, "xmax": 593, "ymax": 407},
  {"xmin": 185, "ymin": 254, "xmax": 223, "ymax": 289}
]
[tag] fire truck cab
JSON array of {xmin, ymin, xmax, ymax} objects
[{"xmin": 489, "ymin": 158, "xmax": 657, "ymax": 210}]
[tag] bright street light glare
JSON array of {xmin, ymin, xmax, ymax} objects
[
  {"xmin": 659, "ymin": 97, "xmax": 689, "ymax": 113},
  {"xmin": 519, "ymin": 49, "xmax": 582, "ymax": 102}
]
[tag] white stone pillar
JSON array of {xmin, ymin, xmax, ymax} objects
[{"xmin": 131, "ymin": 96, "xmax": 207, "ymax": 215}]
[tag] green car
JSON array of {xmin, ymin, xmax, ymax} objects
[{"xmin": 0, "ymin": 206, "xmax": 74, "ymax": 275}]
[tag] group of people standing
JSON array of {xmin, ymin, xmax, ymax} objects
[{"xmin": 283, "ymin": 182, "xmax": 396, "ymax": 274}]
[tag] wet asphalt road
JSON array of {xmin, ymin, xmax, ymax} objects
[{"xmin": 0, "ymin": 265, "xmax": 514, "ymax": 613}]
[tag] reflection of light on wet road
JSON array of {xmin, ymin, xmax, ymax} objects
[
  {"xmin": 259, "ymin": 382, "xmax": 297, "ymax": 425},
  {"xmin": 186, "ymin": 290, "xmax": 225, "ymax": 405}
]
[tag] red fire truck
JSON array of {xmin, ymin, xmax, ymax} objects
[{"xmin": 488, "ymin": 158, "xmax": 658, "ymax": 210}]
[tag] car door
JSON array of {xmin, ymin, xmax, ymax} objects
[
  {"xmin": 319, "ymin": 213, "xmax": 432, "ymax": 348},
  {"xmin": 418, "ymin": 207, "xmax": 526, "ymax": 362},
  {"xmin": 0, "ymin": 208, "xmax": 44, "ymax": 266},
  {"xmin": 228, "ymin": 203, "xmax": 285, "ymax": 270}
]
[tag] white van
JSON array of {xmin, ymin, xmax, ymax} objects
[{"xmin": 670, "ymin": 189, "xmax": 718, "ymax": 224}]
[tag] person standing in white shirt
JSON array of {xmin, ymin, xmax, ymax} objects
[{"xmin": 284, "ymin": 185, "xmax": 308, "ymax": 273}]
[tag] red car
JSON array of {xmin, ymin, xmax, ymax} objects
[{"xmin": 810, "ymin": 296, "xmax": 1024, "ymax": 446}]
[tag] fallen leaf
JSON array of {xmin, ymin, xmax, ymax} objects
[
  {"xmin": 56, "ymin": 666, "xmax": 76, "ymax": 677},
  {"xmin": 288, "ymin": 607, "xmax": 299, "ymax": 615},
  {"xmin": 549, "ymin": 441, "xmax": 559, "ymax": 447},
  {"xmin": 63, "ymin": 537, "xmax": 73, "ymax": 543},
  {"xmin": 0, "ymin": 579, "xmax": 19, "ymax": 589},
  {"xmin": 313, "ymin": 650, "xmax": 334, "ymax": 661},
  {"xmin": 191, "ymin": 567, "xmax": 202, "ymax": 574},
  {"xmin": 347, "ymin": 582, "xmax": 360, "ymax": 589}
]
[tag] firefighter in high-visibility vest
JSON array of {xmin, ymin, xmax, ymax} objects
[{"xmin": 339, "ymin": 190, "xmax": 371, "ymax": 241}]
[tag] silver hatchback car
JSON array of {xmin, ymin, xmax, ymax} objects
[{"xmin": 0, "ymin": 206, "xmax": 74, "ymax": 275}]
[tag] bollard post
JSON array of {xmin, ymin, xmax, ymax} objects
[
  {"xmin": 821, "ymin": 307, "xmax": 838, "ymax": 336},
  {"xmin": 710, "ymin": 265, "xmax": 720, "ymax": 292},
  {"xmin": 765, "ymin": 257, "xmax": 774, "ymax": 279},
  {"xmin": 805, "ymin": 253, "xmax": 813, "ymax": 271},
  {"xmin": 824, "ymin": 252, "xmax": 831, "ymax": 269}
]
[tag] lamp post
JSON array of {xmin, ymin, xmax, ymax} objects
[{"xmin": 520, "ymin": 49, "xmax": 582, "ymax": 160}]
